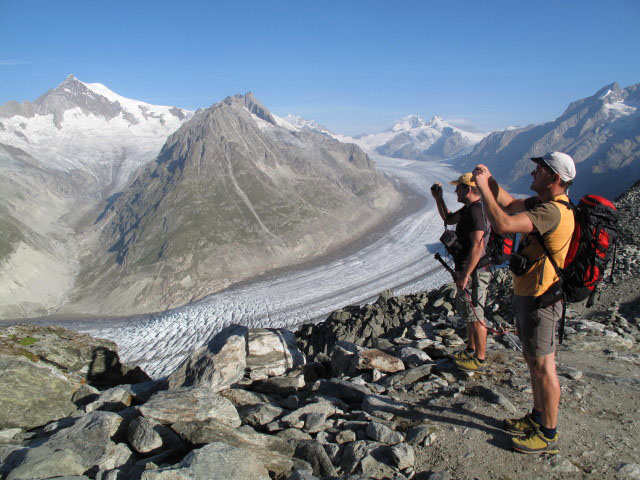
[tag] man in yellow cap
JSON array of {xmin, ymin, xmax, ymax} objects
[{"xmin": 431, "ymin": 173, "xmax": 490, "ymax": 372}]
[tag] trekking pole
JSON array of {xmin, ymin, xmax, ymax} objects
[{"xmin": 434, "ymin": 253, "xmax": 522, "ymax": 351}]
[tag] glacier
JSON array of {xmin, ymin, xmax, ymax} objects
[{"xmin": 69, "ymin": 154, "xmax": 463, "ymax": 378}]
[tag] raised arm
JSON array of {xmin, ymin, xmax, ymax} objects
[
  {"xmin": 476, "ymin": 165, "xmax": 527, "ymax": 214},
  {"xmin": 473, "ymin": 165, "xmax": 535, "ymax": 235},
  {"xmin": 431, "ymin": 183, "xmax": 461, "ymax": 225}
]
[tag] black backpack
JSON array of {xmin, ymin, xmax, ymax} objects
[{"xmin": 477, "ymin": 229, "xmax": 515, "ymax": 268}]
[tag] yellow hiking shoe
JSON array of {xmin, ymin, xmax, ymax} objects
[
  {"xmin": 503, "ymin": 413, "xmax": 539, "ymax": 434},
  {"xmin": 511, "ymin": 428, "xmax": 559, "ymax": 454},
  {"xmin": 454, "ymin": 355, "xmax": 485, "ymax": 372},
  {"xmin": 452, "ymin": 349, "xmax": 474, "ymax": 361}
]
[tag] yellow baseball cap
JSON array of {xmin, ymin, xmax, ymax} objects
[{"xmin": 449, "ymin": 172, "xmax": 476, "ymax": 187}]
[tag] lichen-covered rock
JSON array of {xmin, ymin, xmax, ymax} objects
[
  {"xmin": 0, "ymin": 324, "xmax": 149, "ymax": 387},
  {"xmin": 0, "ymin": 355, "xmax": 76, "ymax": 429}
]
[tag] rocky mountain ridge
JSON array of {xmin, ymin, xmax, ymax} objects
[
  {"xmin": 455, "ymin": 82, "xmax": 640, "ymax": 200},
  {"xmin": 63, "ymin": 92, "xmax": 403, "ymax": 316}
]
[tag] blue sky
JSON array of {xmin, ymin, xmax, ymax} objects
[{"xmin": 1, "ymin": 0, "xmax": 639, "ymax": 135}]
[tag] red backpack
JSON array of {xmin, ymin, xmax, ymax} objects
[{"xmin": 538, "ymin": 195, "xmax": 618, "ymax": 342}]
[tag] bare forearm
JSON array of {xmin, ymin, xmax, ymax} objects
[
  {"xmin": 489, "ymin": 176, "xmax": 526, "ymax": 213},
  {"xmin": 461, "ymin": 241, "xmax": 484, "ymax": 277}
]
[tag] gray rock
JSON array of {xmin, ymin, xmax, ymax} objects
[
  {"xmin": 239, "ymin": 403, "xmax": 286, "ymax": 428},
  {"xmin": 549, "ymin": 455, "xmax": 579, "ymax": 473},
  {"xmin": 0, "ymin": 428, "xmax": 22, "ymax": 443},
  {"xmin": 171, "ymin": 419, "xmax": 297, "ymax": 477},
  {"xmin": 336, "ymin": 429, "xmax": 357, "ymax": 444},
  {"xmin": 246, "ymin": 328, "xmax": 306, "ymax": 380},
  {"xmin": 390, "ymin": 443, "xmax": 415, "ymax": 470},
  {"xmin": 366, "ymin": 422, "xmax": 404, "ymax": 444},
  {"xmin": 340, "ymin": 440, "xmax": 398, "ymax": 478},
  {"xmin": 405, "ymin": 425, "xmax": 434, "ymax": 445},
  {"xmin": 140, "ymin": 442, "xmax": 270, "ymax": 480},
  {"xmin": 138, "ymin": 387, "xmax": 241, "ymax": 427},
  {"xmin": 165, "ymin": 324, "xmax": 247, "ymax": 391},
  {"xmin": 72, "ymin": 384, "xmax": 100, "ymax": 406},
  {"xmin": 252, "ymin": 374, "xmax": 306, "ymax": 396},
  {"xmin": 127, "ymin": 416, "xmax": 182, "ymax": 455},
  {"xmin": 355, "ymin": 349, "xmax": 405, "ymax": 374},
  {"xmin": 7, "ymin": 411, "xmax": 133, "ymax": 480},
  {"xmin": 275, "ymin": 428, "xmax": 313, "ymax": 441},
  {"xmin": 617, "ymin": 463, "xmax": 640, "ymax": 479},
  {"xmin": 0, "ymin": 355, "xmax": 76, "ymax": 429},
  {"xmin": 331, "ymin": 340, "xmax": 361, "ymax": 377},
  {"xmin": 0, "ymin": 324, "xmax": 147, "ymax": 388},
  {"xmin": 219, "ymin": 387, "xmax": 273, "ymax": 408},
  {"xmin": 85, "ymin": 387, "xmax": 132, "ymax": 413},
  {"xmin": 380, "ymin": 364, "xmax": 435, "ymax": 388},
  {"xmin": 294, "ymin": 440, "xmax": 338, "ymax": 477},
  {"xmin": 396, "ymin": 347, "xmax": 431, "ymax": 367},
  {"xmin": 315, "ymin": 378, "xmax": 370, "ymax": 403},
  {"xmin": 271, "ymin": 401, "xmax": 340, "ymax": 431}
]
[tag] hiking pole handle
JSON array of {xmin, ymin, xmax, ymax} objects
[{"xmin": 434, "ymin": 253, "xmax": 456, "ymax": 278}]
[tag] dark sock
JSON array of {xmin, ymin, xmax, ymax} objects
[
  {"xmin": 466, "ymin": 347, "xmax": 475, "ymax": 353},
  {"xmin": 476, "ymin": 357, "xmax": 485, "ymax": 363},
  {"xmin": 540, "ymin": 425, "xmax": 556, "ymax": 439},
  {"xmin": 531, "ymin": 409, "xmax": 543, "ymax": 425}
]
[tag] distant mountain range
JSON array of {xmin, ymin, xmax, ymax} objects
[
  {"xmin": 335, "ymin": 115, "xmax": 487, "ymax": 162},
  {"xmin": 0, "ymin": 79, "xmax": 402, "ymax": 318},
  {"xmin": 454, "ymin": 82, "xmax": 640, "ymax": 200},
  {"xmin": 1, "ymin": 76, "xmax": 638, "ymax": 318}
]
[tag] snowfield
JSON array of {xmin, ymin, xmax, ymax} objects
[{"xmin": 75, "ymin": 155, "xmax": 463, "ymax": 378}]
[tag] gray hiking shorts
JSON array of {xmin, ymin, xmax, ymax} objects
[
  {"xmin": 512, "ymin": 294, "xmax": 562, "ymax": 357},
  {"xmin": 456, "ymin": 270, "xmax": 492, "ymax": 323}
]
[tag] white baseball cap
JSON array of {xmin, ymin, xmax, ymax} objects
[{"xmin": 531, "ymin": 152, "xmax": 576, "ymax": 183}]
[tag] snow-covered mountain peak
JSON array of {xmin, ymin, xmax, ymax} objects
[
  {"xmin": 0, "ymin": 76, "xmax": 194, "ymax": 192},
  {"xmin": 390, "ymin": 114, "xmax": 427, "ymax": 132}
]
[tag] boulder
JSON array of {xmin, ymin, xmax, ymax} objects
[
  {"xmin": 127, "ymin": 416, "xmax": 183, "ymax": 455},
  {"xmin": 366, "ymin": 421, "xmax": 404, "ymax": 444},
  {"xmin": 138, "ymin": 387, "xmax": 241, "ymax": 427},
  {"xmin": 165, "ymin": 324, "xmax": 247, "ymax": 391},
  {"xmin": 0, "ymin": 355, "xmax": 76, "ymax": 429},
  {"xmin": 355, "ymin": 349, "xmax": 405, "ymax": 374},
  {"xmin": 0, "ymin": 324, "xmax": 148, "ymax": 387},
  {"xmin": 172, "ymin": 419, "xmax": 300, "ymax": 477},
  {"xmin": 246, "ymin": 328, "xmax": 306, "ymax": 379},
  {"xmin": 293, "ymin": 440, "xmax": 337, "ymax": 477},
  {"xmin": 140, "ymin": 442, "xmax": 270, "ymax": 480},
  {"xmin": 6, "ymin": 411, "xmax": 133, "ymax": 480}
]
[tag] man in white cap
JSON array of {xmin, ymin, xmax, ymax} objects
[
  {"xmin": 472, "ymin": 152, "xmax": 576, "ymax": 454},
  {"xmin": 431, "ymin": 173, "xmax": 491, "ymax": 372}
]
